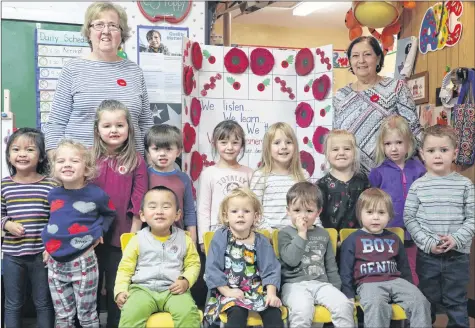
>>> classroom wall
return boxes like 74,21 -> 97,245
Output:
401,0 -> 475,306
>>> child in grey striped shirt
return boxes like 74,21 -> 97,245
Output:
404,125 -> 474,327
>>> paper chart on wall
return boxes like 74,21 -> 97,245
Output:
35,29 -> 90,128
137,26 -> 189,129
181,37 -> 334,198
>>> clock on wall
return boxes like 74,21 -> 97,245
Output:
137,1 -> 193,23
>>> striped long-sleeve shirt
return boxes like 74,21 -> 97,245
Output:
404,172 -> 475,254
1,176 -> 57,256
42,58 -> 154,155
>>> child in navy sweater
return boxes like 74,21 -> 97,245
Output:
340,188 -> 430,328
41,139 -> 116,327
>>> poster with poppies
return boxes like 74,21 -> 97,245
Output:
181,37 -> 333,195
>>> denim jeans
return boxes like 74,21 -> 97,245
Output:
3,253 -> 54,328
416,249 -> 470,328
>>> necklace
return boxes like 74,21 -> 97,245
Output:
232,229 -> 252,240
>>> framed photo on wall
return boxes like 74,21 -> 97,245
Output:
407,71 -> 429,104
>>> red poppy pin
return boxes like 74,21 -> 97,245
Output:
183,66 -> 194,96
312,126 -> 330,154
190,151 -> 203,182
183,123 -> 196,153
295,102 -> 315,128
117,79 -> 127,87
191,42 -> 203,70
370,94 -> 380,102
295,48 -> 314,76
312,74 -> 331,101
300,150 -> 315,177
224,48 -> 249,74
250,48 -> 274,76
190,97 -> 201,127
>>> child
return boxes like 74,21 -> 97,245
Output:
1,128 -> 55,327
114,186 -> 201,328
404,125 -> 475,327
41,139 -> 116,327
250,122 -> 308,230
369,115 -> 426,285
340,188 -> 431,328
279,181 -> 354,328
145,124 -> 197,243
205,188 -> 283,328
198,120 -> 253,250
317,130 -> 370,231
92,99 -> 148,327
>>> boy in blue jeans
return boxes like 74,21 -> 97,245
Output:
404,125 -> 475,327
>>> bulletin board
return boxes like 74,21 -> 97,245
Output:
181,37 -> 334,196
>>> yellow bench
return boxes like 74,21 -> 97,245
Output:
339,228 -> 408,321
203,230 -> 289,327
120,233 -> 204,327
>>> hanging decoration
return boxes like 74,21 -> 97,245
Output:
137,1 -> 192,23
345,1 -> 416,54
250,48 -> 275,76
419,1 -> 463,54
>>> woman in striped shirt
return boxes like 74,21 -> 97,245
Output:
43,2 -> 153,156
1,128 -> 55,328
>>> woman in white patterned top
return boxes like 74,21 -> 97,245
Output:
43,2 -> 153,156
333,36 -> 423,175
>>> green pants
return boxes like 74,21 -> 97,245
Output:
119,284 -> 201,328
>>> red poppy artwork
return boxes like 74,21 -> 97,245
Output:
191,42 -> 203,70
319,105 -> 331,118
257,78 -> 271,92
295,48 -> 314,76
275,77 -> 295,99
224,48 -> 249,74
295,102 -> 314,128
281,55 -> 294,68
227,76 -> 241,90
190,151 -> 203,181
183,123 -> 196,153
312,74 -> 331,101
190,97 -> 201,126
183,66 -> 194,96
312,126 -> 330,154
300,150 -> 315,177
203,49 -> 216,64
250,48 -> 274,76
304,79 -> 313,93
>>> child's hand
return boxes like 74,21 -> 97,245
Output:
430,243 -> 445,254
4,221 -> 25,237
265,294 -> 282,308
225,288 -> 245,300
439,235 -> 457,252
93,236 -> 104,248
169,278 -> 189,295
42,250 -> 49,264
295,216 -> 308,235
115,292 -> 129,309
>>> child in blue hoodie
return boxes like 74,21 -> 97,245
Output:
369,115 -> 425,284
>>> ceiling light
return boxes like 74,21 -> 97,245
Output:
292,2 -> 334,16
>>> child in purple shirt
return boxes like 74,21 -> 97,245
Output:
91,100 -> 148,327
369,115 -> 425,284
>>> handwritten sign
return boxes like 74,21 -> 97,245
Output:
137,1 -> 192,23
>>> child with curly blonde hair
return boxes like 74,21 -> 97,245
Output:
204,188 -> 283,328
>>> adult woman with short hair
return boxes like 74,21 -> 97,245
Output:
43,2 -> 153,156
333,36 -> 423,174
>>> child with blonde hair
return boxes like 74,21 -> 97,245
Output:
250,122 -> 308,230
92,99 -> 148,327
204,188 -> 283,328
42,139 -> 116,327
317,130 -> 370,231
340,188 -> 430,328
369,115 -> 425,284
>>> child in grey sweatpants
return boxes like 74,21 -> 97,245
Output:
278,182 -> 354,328
340,188 -> 431,328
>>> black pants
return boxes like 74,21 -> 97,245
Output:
96,243 -> 123,328
226,306 -> 284,328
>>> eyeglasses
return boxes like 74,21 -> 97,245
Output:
89,22 -> 122,32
